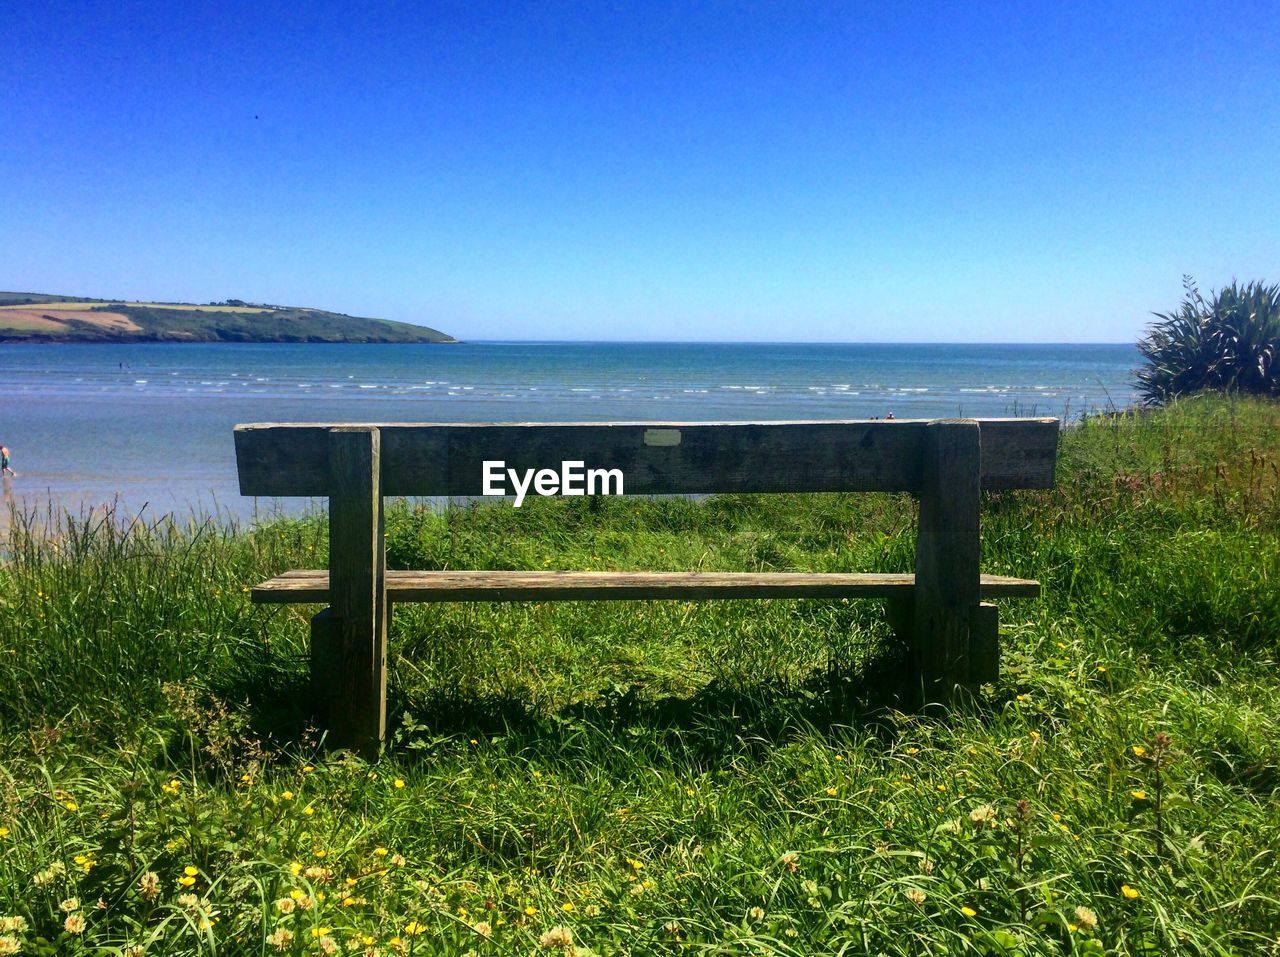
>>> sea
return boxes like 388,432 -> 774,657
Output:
0,341 -> 1138,522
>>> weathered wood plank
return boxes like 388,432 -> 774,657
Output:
252,569 -> 1040,603
234,418 -> 1058,497
912,420 -> 982,703
326,427 -> 387,758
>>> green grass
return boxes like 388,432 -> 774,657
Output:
1,396 -> 1278,955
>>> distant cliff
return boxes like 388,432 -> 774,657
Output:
0,293 -> 456,343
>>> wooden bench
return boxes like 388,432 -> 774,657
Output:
235,418 -> 1058,755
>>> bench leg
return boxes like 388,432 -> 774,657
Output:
327,427 -> 389,759
969,601 -> 1000,686
310,608 -> 341,727
912,420 -> 981,704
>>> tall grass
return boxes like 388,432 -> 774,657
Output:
0,396 -> 1277,955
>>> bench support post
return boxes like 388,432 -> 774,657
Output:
912,420 -> 981,703
969,601 -> 1000,686
326,427 -> 387,758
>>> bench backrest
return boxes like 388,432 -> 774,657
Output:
233,418 -> 1058,497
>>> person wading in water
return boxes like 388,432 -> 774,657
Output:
1,445 -> 15,477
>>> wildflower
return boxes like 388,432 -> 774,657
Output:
318,937 -> 339,956
779,851 -> 799,872
138,871 -> 161,901
825,787 -> 838,796
1131,789 -> 1147,800
561,902 -> 575,912
266,927 -> 294,951
33,862 -> 66,886
1016,694 -> 1028,702
302,806 -> 315,817
311,926 -> 332,938
961,906 -> 977,918
0,919 -> 25,935
275,897 -> 296,914
162,779 -> 181,796
905,747 -> 919,755
373,847 -> 389,857
177,875 -> 196,888
281,790 -> 294,800
390,853 -> 406,867
0,937 -> 18,956
473,921 -> 492,938
969,804 -> 996,824
123,947 -> 144,957
627,858 -> 644,872
0,828 -> 8,838
1132,746 -> 1146,757
748,906 -> 765,920
394,778 -> 406,789
904,888 -> 926,905
64,914 -> 86,935
524,905 -> 538,916
177,894 -> 200,911
918,857 -> 934,875
538,925 -> 574,950
63,801 -> 78,812
60,897 -> 80,912
1121,884 -> 1140,900
1074,906 -> 1098,931
290,862 -> 304,875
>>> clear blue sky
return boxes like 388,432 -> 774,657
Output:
3,1 -> 1276,342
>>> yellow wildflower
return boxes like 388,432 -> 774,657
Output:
1121,884 -> 1140,900
961,906 -> 977,917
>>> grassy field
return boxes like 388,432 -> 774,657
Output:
0,396 -> 1277,955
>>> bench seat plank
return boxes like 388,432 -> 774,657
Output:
252,569 -> 1040,604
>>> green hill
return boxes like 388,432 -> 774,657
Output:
0,292 -> 457,343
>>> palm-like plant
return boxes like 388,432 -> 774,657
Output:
1136,277 -> 1280,405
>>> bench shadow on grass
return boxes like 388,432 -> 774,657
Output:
213,625 -> 930,767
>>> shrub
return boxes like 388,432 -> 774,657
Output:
1136,276 -> 1280,404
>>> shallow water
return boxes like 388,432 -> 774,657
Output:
0,341 -> 1137,521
